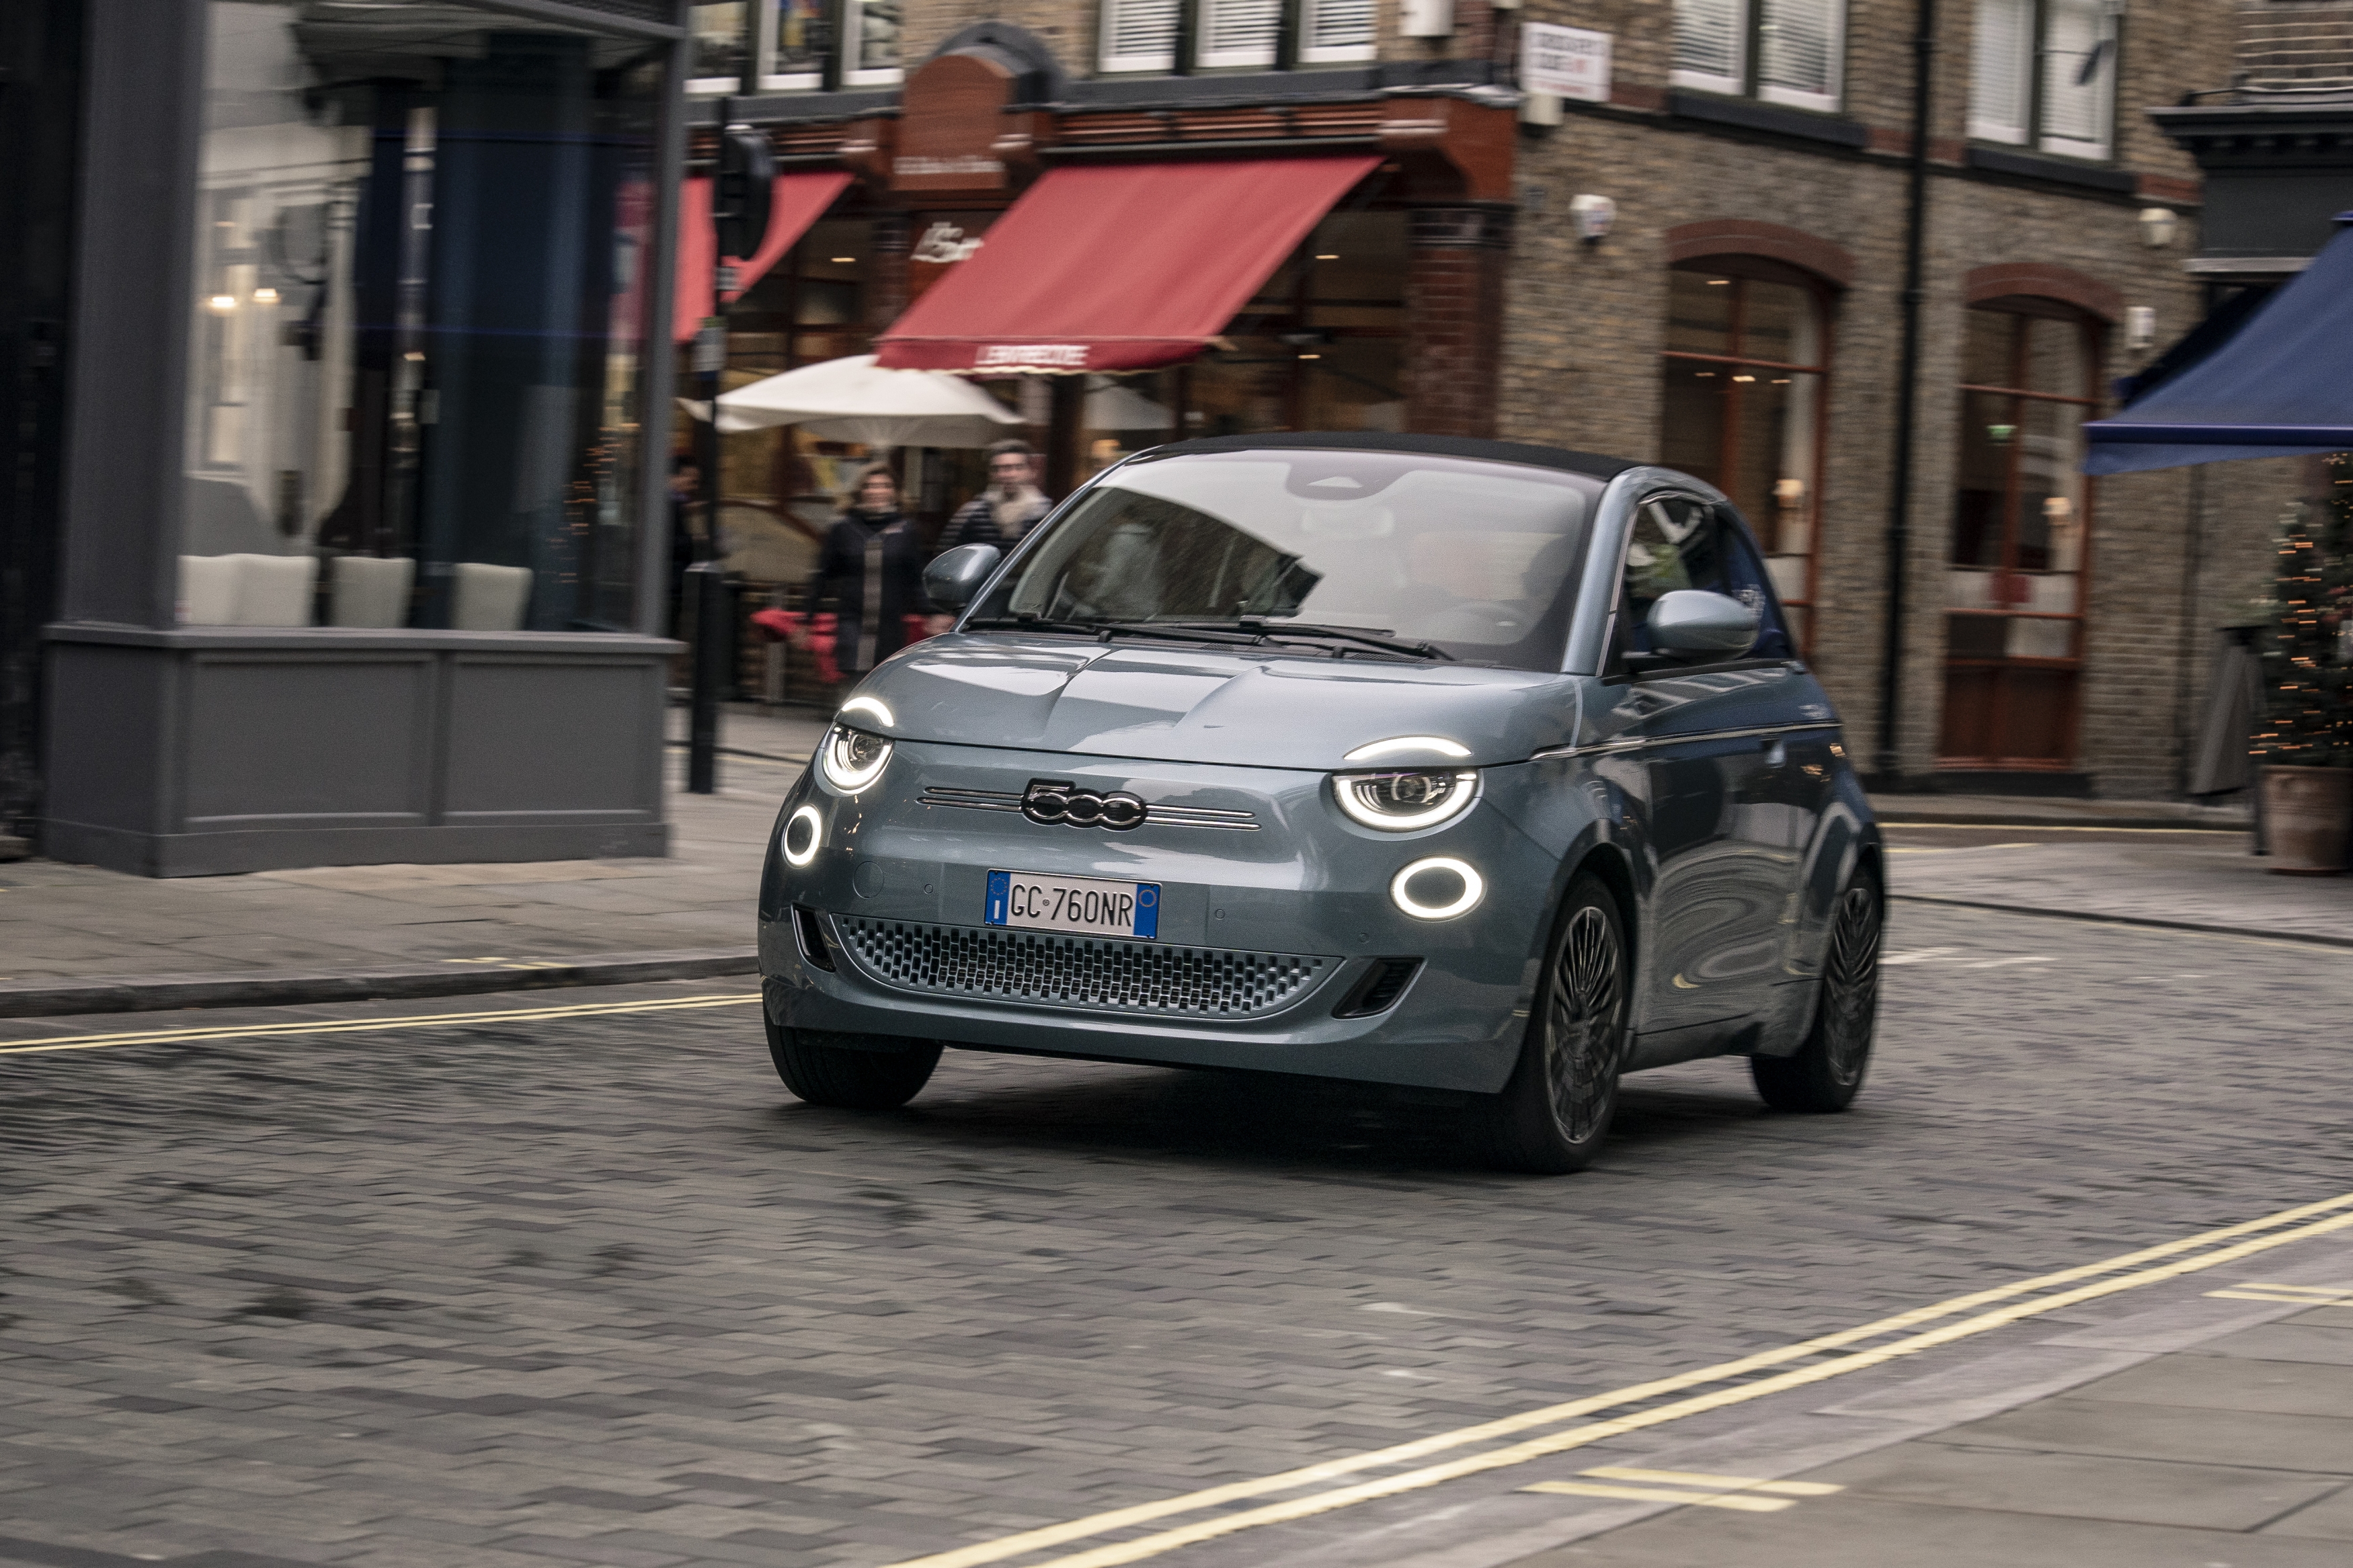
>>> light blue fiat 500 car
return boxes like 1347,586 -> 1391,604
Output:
756,434 -> 1884,1171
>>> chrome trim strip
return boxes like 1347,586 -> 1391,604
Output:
918,786 -> 1260,830
1529,722 -> 1840,763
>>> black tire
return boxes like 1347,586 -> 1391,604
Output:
1752,867 -> 1883,1113
1481,874 -> 1632,1174
766,1020 -> 941,1110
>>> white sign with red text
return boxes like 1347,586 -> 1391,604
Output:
1521,24 -> 1612,104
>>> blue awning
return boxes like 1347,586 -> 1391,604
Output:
2083,213 -> 2353,475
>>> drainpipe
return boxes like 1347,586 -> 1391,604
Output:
1877,0 -> 1937,784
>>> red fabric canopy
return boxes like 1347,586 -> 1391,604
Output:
672,171 -> 852,342
874,157 -> 1381,374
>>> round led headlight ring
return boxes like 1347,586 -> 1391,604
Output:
781,804 -> 822,868
820,725 -> 893,792
1333,769 -> 1479,831
1390,857 -> 1486,921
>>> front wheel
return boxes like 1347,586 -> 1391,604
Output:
766,1021 -> 941,1110
1752,868 -> 1883,1113
1480,875 -> 1630,1173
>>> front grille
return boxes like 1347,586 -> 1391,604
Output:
832,917 -> 1330,1017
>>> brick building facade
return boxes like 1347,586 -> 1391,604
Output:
685,0 -> 2298,797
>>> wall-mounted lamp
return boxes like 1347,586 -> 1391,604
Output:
2126,305 -> 2157,350
2138,207 -> 2178,249
1520,91 -> 1563,128
1568,194 -> 1616,244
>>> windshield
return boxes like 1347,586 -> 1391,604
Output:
967,450 -> 1601,671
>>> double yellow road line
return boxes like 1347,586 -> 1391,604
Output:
881,1190 -> 2353,1568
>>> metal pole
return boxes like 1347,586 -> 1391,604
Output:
687,96 -> 731,796
1877,0 -> 1937,784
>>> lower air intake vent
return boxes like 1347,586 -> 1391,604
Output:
1333,957 -> 1423,1018
832,917 -> 1330,1017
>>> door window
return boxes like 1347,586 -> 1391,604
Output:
1617,497 -> 1795,662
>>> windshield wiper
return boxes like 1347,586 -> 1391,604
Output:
961,613 -> 1117,638
1158,619 -> 1456,661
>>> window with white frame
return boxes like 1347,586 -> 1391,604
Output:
1969,0 -> 2118,159
1671,0 -> 1845,113
688,0 -> 904,93
1099,0 -> 1376,75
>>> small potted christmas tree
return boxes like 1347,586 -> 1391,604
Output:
2251,462 -> 2353,872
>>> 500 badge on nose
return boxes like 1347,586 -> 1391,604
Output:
986,870 -> 1162,940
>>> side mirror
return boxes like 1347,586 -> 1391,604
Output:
922,543 -> 1002,612
1647,589 -> 1759,659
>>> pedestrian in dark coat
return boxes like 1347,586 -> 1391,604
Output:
938,440 -> 1052,554
806,464 -> 928,678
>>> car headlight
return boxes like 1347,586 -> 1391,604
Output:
1332,769 -> 1478,831
820,725 -> 893,792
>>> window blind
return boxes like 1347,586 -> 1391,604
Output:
2040,0 -> 2115,157
1968,0 -> 2034,143
1673,0 -> 1749,91
1758,0 -> 1843,108
1302,0 -> 1378,60
1101,0 -> 1181,71
1199,0 -> 1283,66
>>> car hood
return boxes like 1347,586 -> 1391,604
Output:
849,634 -> 1580,769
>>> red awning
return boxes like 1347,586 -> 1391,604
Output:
874,157 -> 1382,374
672,171 -> 853,342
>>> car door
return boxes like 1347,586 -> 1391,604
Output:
1611,495 -> 1817,1057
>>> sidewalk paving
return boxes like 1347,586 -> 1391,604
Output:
1512,1297 -> 2353,1567
1,699 -> 2342,1016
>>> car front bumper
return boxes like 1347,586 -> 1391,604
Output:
756,741 -> 1565,1094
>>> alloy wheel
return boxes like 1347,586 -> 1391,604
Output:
1819,883 -> 1882,1085
1545,905 -> 1625,1143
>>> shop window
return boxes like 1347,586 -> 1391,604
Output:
1940,301 -> 2101,768
1099,0 -> 1375,75
1969,0 -> 2116,160
1671,0 -> 1845,113
690,0 -> 903,93
1655,264 -> 1830,651
180,1 -> 663,632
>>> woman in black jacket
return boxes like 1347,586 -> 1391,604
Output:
807,464 -> 928,679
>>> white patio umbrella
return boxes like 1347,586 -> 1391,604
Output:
1084,376 -> 1174,432
691,354 -> 1023,448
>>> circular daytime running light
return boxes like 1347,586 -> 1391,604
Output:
781,803 -> 823,867
1343,735 -> 1471,763
1390,858 -> 1485,921
1332,769 -> 1479,831
820,726 -> 893,792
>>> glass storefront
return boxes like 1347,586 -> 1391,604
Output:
182,0 -> 664,632
1940,302 -> 2099,767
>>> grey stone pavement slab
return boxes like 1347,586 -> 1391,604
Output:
0,899 -> 2350,1568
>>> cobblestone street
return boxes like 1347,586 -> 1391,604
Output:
4,899 -> 2350,1567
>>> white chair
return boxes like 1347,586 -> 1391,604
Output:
176,553 -> 316,626
451,563 -> 532,631
330,555 -> 415,628
235,554 -> 317,626
178,554 -> 240,625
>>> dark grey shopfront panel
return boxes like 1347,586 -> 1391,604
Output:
182,654 -> 434,828
44,628 -> 674,877
443,656 -> 666,823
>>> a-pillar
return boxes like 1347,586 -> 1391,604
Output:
1404,205 -> 1511,439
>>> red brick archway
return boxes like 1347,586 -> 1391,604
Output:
1962,262 -> 2122,323
1664,219 -> 1856,288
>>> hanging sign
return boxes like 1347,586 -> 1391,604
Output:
1521,24 -> 1612,104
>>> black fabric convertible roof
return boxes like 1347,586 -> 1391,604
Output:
1136,431 -> 1644,482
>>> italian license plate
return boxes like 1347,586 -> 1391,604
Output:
986,870 -> 1160,940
